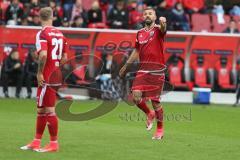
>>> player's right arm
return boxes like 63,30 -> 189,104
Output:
119,49 -> 139,78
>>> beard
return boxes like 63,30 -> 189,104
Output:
144,18 -> 153,26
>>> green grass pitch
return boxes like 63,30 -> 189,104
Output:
0,98 -> 240,160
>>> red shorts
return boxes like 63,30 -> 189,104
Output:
36,84 -> 57,108
132,72 -> 165,102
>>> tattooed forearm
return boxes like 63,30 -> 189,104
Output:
38,51 -> 47,74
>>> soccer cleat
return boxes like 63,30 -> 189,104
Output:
36,141 -> 59,152
20,139 -> 41,151
152,128 -> 164,140
146,110 -> 155,131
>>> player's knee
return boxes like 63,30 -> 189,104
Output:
132,90 -> 142,103
151,101 -> 161,110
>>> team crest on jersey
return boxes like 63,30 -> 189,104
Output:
138,30 -> 155,44
150,31 -> 155,37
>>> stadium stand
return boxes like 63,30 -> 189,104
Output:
191,14 -> 211,32
0,0 -> 239,32
212,14 -> 231,33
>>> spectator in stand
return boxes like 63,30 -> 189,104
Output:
143,0 -> 162,7
28,14 -> 40,26
129,2 -> 143,29
38,0 -> 48,7
212,4 -> 225,15
229,5 -> 240,16
63,0 -> 75,20
1,50 -> 23,98
165,0 -> 180,8
0,0 -> 10,24
170,2 -> 190,31
20,14 -> 29,25
5,0 -> 24,25
20,0 -> 30,5
99,0 -> 109,14
24,48 -> 38,98
88,1 -> 102,24
0,7 -> 4,25
26,0 -> 40,25
108,0 -> 128,29
62,17 -> 70,27
28,0 -> 40,15
223,20 -> 239,34
49,0 -> 63,26
156,0 -> 171,28
182,0 -> 205,14
71,15 -> 86,28
144,0 -> 179,8
71,0 -> 87,25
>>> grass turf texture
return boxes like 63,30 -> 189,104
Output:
0,98 -> 240,160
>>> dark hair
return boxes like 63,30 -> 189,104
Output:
74,16 -> 82,21
143,6 -> 156,13
230,19 -> 236,23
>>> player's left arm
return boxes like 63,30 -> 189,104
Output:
37,50 -> 47,86
60,38 -> 68,65
156,16 -> 167,33
60,53 -> 67,65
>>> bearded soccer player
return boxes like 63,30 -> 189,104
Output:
119,7 -> 167,140
20,7 -> 67,152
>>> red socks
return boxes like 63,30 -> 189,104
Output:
35,112 -> 58,142
136,99 -> 150,115
35,113 -> 47,139
155,107 -> 163,129
46,113 -> 58,141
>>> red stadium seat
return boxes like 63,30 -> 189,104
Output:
232,15 -> 240,22
212,14 -> 230,33
168,62 -> 189,89
191,57 -> 212,88
232,16 -> 240,31
73,65 -> 90,85
88,22 -> 108,29
193,66 -> 212,88
191,14 -> 211,32
101,10 -> 107,24
215,58 -> 235,90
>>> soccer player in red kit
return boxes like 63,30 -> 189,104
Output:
20,7 -> 67,152
119,7 -> 167,140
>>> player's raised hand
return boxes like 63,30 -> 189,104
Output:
158,16 -> 167,33
37,73 -> 45,87
159,17 -> 167,24
119,64 -> 127,78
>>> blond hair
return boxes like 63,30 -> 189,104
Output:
39,7 -> 53,21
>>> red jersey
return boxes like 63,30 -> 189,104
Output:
36,26 -> 67,85
135,26 -> 166,71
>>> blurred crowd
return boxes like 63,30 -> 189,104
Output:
0,0 -> 239,32
0,48 -> 118,98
